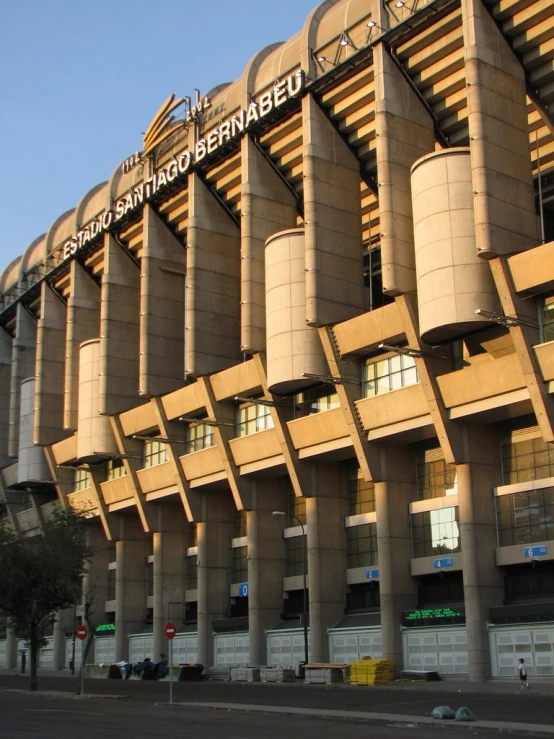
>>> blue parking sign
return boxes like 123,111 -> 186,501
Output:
238,582 -> 249,597
434,557 -> 453,569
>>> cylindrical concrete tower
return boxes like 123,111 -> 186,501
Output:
411,148 -> 500,344
265,228 -> 328,395
77,338 -> 117,462
17,377 -> 49,484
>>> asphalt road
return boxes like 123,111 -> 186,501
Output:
0,672 -> 551,727
0,689 -> 536,739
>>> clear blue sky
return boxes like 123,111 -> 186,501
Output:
0,0 -> 319,275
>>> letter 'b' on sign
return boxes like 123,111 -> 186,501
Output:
165,622 -> 176,639
76,625 -> 87,640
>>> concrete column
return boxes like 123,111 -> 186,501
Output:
114,514 -> 151,662
64,261 -> 100,431
462,0 -> 539,256
306,464 -> 348,663
373,43 -> 435,296
240,136 -> 297,354
99,233 -> 140,415
302,94 -> 365,327
83,521 -> 114,611
186,173 -> 241,377
34,283 -> 67,446
140,204 -> 186,397
9,304 -> 36,457
52,610 -> 73,670
6,626 -> 18,669
0,328 -> 11,468
80,523 -> 114,665
376,445 -> 418,673
152,503 -> 188,661
196,492 -> 234,667
458,426 -> 504,681
247,480 -> 287,665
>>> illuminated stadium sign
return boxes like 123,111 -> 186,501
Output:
60,72 -> 305,264
95,623 -> 116,633
402,607 -> 465,627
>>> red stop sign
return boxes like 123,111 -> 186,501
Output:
165,622 -> 176,639
76,625 -> 87,641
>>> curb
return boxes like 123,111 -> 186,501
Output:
159,700 -> 554,736
0,688 -> 129,700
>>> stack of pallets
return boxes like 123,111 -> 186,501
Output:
349,658 -> 394,686
230,666 -> 261,682
259,666 -> 296,682
304,663 -> 349,684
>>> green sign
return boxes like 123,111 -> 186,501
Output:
403,607 -> 465,626
95,623 -> 116,633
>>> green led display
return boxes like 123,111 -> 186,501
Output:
403,607 -> 465,625
95,623 -> 116,633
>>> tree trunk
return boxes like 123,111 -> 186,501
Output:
30,626 -> 38,692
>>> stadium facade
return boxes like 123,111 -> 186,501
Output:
1,0 -> 554,681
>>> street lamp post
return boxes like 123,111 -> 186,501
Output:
272,510 -> 309,669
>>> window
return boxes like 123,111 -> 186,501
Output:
146,559 -> 153,597
107,568 -> 116,600
541,296 -> 554,344
74,469 -> 91,491
285,535 -> 306,577
282,589 -> 309,617
107,458 -> 126,481
497,487 -> 554,547
237,403 -> 274,437
346,582 -> 380,610
502,437 -> 554,484
346,523 -> 378,569
412,507 -> 460,558
184,601 -> 198,623
287,487 -> 306,526
186,422 -> 215,453
416,453 -> 457,500
185,554 -> 198,590
418,572 -> 464,606
348,464 -> 376,515
504,563 -> 554,603
363,245 -> 394,312
234,510 -> 247,539
295,385 -> 339,416
143,439 -> 168,468
363,354 -> 418,397
232,546 -> 248,583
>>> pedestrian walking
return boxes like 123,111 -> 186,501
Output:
518,658 -> 530,689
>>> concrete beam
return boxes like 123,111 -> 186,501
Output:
489,256 -> 554,441
318,325 -> 385,481
198,375 -> 253,511
252,352 -> 312,499
395,294 -> 466,464
109,415 -> 157,533
150,396 -> 203,522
